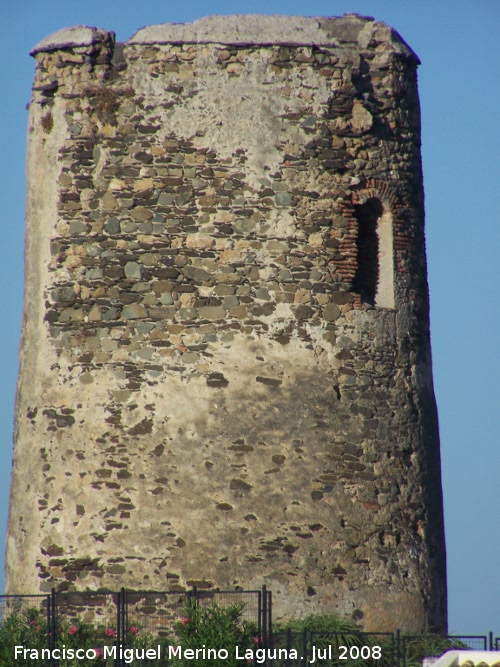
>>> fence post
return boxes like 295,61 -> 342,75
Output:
262,585 -> 268,649
123,587 -> 127,643
117,587 -> 126,667
50,588 -> 57,667
45,592 -> 51,664
257,588 -> 262,646
489,631 -> 493,651
267,588 -> 272,644
396,629 -> 401,667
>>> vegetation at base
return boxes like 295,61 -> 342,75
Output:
0,606 -> 171,666
273,616 -> 471,667
273,614 -> 393,667
0,601 -> 255,666
0,603 -> 475,666
403,635 -> 469,667
174,597 -> 257,665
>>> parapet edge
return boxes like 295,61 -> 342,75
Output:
129,14 -> 340,46
30,25 -> 115,56
30,14 -> 419,63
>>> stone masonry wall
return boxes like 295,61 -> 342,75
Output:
6,15 -> 447,632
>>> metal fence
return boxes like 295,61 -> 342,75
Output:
0,593 -> 51,626
263,630 -> 498,667
398,632 -> 490,667
267,630 -> 396,666
0,589 -> 497,667
0,593 -> 53,659
0,587 -> 270,666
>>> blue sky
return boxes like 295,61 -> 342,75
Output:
1,0 -> 498,635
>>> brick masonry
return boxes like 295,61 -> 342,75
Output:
6,15 -> 447,632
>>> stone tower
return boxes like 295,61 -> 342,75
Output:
6,15 -> 447,631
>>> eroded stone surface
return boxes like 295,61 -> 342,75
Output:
7,14 -> 445,632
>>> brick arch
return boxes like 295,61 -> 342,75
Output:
351,179 -> 401,210
337,180 -> 404,308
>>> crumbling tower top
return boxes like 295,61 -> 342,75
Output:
31,14 -> 419,59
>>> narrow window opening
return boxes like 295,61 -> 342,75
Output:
353,198 -> 382,305
352,197 -> 395,309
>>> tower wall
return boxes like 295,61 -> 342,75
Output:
6,15 -> 446,632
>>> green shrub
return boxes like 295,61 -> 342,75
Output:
0,604 -> 471,667
0,601 -> 255,666
0,607 -> 172,666
173,597 -> 257,666
0,608 -> 48,667
273,614 -> 394,667
404,636 -> 469,667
